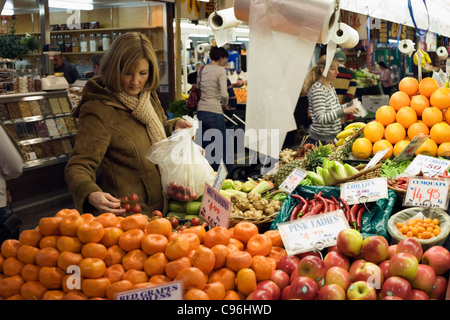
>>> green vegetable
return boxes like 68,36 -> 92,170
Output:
381,159 -> 412,178
219,189 -> 234,199
344,163 -> 360,177
168,200 -> 186,213
317,166 -> 337,185
306,171 -> 324,186
166,212 -> 186,219
233,180 -> 243,191
249,180 -> 274,194
224,188 -> 248,198
242,178 -> 257,192
329,161 -> 347,180
221,179 -> 234,190
186,201 -> 202,215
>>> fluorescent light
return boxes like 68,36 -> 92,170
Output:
236,37 -> 249,41
49,0 -> 94,10
1,0 -> 14,16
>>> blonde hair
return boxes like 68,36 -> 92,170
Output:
301,55 -> 339,95
100,32 -> 159,92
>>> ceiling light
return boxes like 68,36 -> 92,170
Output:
1,0 -> 14,16
49,0 -> 94,10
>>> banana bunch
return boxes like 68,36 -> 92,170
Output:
413,49 -> 431,68
335,122 -> 366,146
445,81 -> 449,88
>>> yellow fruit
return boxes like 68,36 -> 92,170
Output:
398,77 -> 419,96
384,122 -> 406,145
394,140 -> 411,157
395,106 -> 417,129
415,138 -> 438,157
430,122 -> 450,145
375,105 -> 396,126
363,121 -> 385,143
437,142 -> 450,157
372,139 -> 393,160
422,106 -> 443,128
352,137 -> 372,159
389,91 -> 411,111
430,88 -> 450,111
419,77 -> 439,98
410,95 -> 430,116
407,122 -> 429,140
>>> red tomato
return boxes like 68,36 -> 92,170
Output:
129,193 -> 139,202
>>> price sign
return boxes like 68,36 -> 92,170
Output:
212,160 -> 228,191
340,177 -> 388,205
279,168 -> 308,194
365,148 -> 389,170
278,210 -> 350,255
392,135 -> 429,162
403,154 -> 450,177
200,183 -> 232,228
403,177 -> 449,209
115,280 -> 183,300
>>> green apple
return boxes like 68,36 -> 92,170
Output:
337,229 -> 363,257
347,281 -> 377,300
389,252 -> 418,282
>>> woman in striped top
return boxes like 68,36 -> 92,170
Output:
302,55 -> 359,145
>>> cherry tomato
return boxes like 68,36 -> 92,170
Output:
182,195 -> 191,202
123,203 -> 132,212
121,195 -> 129,203
166,188 -> 175,197
200,222 -> 209,228
169,181 -> 179,189
190,191 -> 199,200
132,204 -> 142,213
129,193 -> 139,202
177,225 -> 187,232
169,217 -> 179,229
190,217 -> 201,226
151,210 -> 162,219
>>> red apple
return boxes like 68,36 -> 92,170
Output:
348,259 -> 365,282
297,255 -> 326,281
337,229 -> 363,257
277,255 -> 301,275
318,284 -> 346,300
411,264 -> 436,293
281,285 -> 291,300
389,252 -> 418,282
290,269 -> 299,284
396,238 -> 423,262
381,276 -> 412,300
327,245 -> 339,253
388,245 -> 397,259
352,261 -> 384,290
296,250 -> 322,260
323,251 -> 350,271
428,275 -> 447,300
289,276 -> 319,300
256,280 -> 280,300
379,260 -> 391,280
421,246 -> 450,275
410,289 -> 429,300
346,281 -> 377,300
246,289 -> 272,300
324,266 -> 350,291
361,236 -> 390,264
271,270 -> 290,291
382,295 -> 403,300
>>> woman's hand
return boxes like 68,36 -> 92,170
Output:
174,119 -> 193,130
344,105 -> 360,115
88,191 -> 126,216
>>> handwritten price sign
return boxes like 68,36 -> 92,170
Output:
404,177 -> 449,209
403,154 -> 450,177
199,183 -> 232,228
279,168 -> 307,194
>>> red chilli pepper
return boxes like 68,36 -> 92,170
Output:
314,193 -> 328,213
349,204 -> 359,229
302,203 -> 324,218
339,197 -> 350,222
289,203 -> 302,221
356,207 -> 365,231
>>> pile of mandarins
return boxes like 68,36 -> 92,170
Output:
0,209 -> 286,300
352,77 -> 450,159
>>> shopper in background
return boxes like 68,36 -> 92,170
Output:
90,53 -> 103,76
0,122 -> 24,242
302,55 -> 359,145
195,46 -> 230,171
53,53 -> 80,84
371,61 -> 393,95
65,32 -> 192,216
187,61 -> 205,85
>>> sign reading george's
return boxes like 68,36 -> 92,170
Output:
114,281 -> 183,300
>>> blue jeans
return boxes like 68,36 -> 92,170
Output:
196,111 -> 227,171
0,207 -> 7,224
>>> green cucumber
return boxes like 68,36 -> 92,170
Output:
166,212 -> 186,219
168,200 -> 186,213
186,201 -> 202,215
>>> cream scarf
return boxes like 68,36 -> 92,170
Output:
114,87 -> 167,145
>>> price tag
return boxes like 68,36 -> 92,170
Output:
278,210 -> 350,255
279,168 -> 307,194
115,280 -> 183,300
392,135 -> 429,162
212,160 -> 228,191
200,183 -> 232,228
403,154 -> 450,177
340,177 -> 388,205
403,177 -> 449,209
365,148 -> 389,170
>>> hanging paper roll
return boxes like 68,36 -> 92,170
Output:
197,43 -> 211,54
208,7 -> 242,47
398,39 -> 415,57
436,46 -> 449,60
330,23 -> 360,49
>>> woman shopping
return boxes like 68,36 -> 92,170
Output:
65,32 -> 191,216
195,46 -> 230,171
302,55 -> 359,145
371,61 -> 393,96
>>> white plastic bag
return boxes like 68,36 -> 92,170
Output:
146,116 -> 215,202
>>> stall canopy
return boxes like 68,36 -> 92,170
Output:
340,0 -> 450,38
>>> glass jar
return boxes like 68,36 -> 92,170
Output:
72,36 -> 80,52
80,34 -> 88,52
102,34 -> 111,51
64,35 -> 72,52
57,35 -> 65,52
89,33 -> 97,52
96,33 -> 102,51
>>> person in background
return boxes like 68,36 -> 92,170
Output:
332,51 -> 358,123
90,53 -> 103,76
187,61 -> 205,85
53,53 -> 80,84
302,55 -> 359,145
65,32 -> 192,216
195,46 -> 230,171
371,61 -> 393,95
0,122 -> 24,242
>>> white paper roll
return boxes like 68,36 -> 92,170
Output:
436,46 -> 449,60
209,8 -> 241,31
398,39 -> 415,57
197,43 -> 211,54
330,23 -> 359,48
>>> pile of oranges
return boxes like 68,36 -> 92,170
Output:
396,217 -> 441,240
233,88 -> 247,104
0,209 -> 286,300
352,77 -> 450,159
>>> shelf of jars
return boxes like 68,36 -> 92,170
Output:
0,90 -> 77,169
